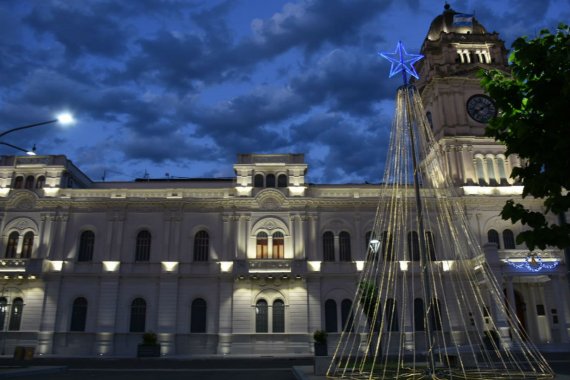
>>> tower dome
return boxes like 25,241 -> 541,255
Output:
426,3 -> 487,41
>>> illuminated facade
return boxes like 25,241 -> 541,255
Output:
0,6 -> 567,357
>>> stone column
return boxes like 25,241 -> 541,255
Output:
222,213 -> 231,260
460,145 -> 475,185
162,212 -> 172,260
301,214 -> 309,260
527,284 -> 539,342
38,213 -> 52,259
554,274 -> 570,342
170,211 -> 182,261
309,215 -> 318,261
94,276 -> 120,356
333,235 -> 339,262
52,212 -> 69,260
446,145 -> 458,184
505,276 -> 517,323
37,277 -> 62,355
105,212 -> 115,261
157,276 -> 178,355
293,215 -> 305,260
217,279 -> 234,354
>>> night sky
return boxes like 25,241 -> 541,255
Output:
1,0 -> 568,183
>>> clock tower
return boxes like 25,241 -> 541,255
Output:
415,4 -> 518,187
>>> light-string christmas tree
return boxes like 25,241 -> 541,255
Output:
326,41 -> 554,380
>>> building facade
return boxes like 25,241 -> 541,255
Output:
0,6 -> 567,357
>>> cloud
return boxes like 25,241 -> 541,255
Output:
119,0 -> 393,91
290,113 -> 391,183
185,86 -> 302,153
250,0 -> 392,53
24,3 -> 129,60
291,49 -> 395,115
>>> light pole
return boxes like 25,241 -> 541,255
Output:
0,113 -> 75,140
0,142 -> 36,156
0,113 -> 74,157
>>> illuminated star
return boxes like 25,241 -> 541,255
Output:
379,41 -> 424,84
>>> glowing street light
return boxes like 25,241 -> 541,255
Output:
0,112 -> 75,140
0,142 -> 36,156
0,113 -> 75,156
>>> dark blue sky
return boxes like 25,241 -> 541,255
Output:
0,0 -> 567,183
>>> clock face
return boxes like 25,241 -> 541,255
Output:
466,95 -> 497,123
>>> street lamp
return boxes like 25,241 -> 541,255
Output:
0,113 -> 75,140
0,142 -> 36,156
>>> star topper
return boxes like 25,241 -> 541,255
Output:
379,41 -> 424,85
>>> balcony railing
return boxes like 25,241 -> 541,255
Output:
248,259 -> 292,273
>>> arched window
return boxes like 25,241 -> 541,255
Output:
35,176 -> 46,189
78,231 -> 94,262
408,231 -> 420,261
425,231 -> 436,261
323,232 -> 335,261
339,231 -> 351,261
190,298 -> 207,333
272,232 -> 284,259
70,297 -> 88,332
8,298 -> 23,331
414,298 -> 425,331
135,230 -> 151,261
273,300 -> 285,333
255,300 -> 268,333
129,298 -> 146,332
254,174 -> 264,187
256,232 -> 268,259
382,231 -> 394,261
5,232 -> 19,258
0,297 -> 7,331
21,232 -> 34,259
487,229 -> 500,249
430,298 -> 442,331
277,174 -> 287,188
341,299 -> 353,331
503,229 -> 515,249
266,174 -> 275,188
324,299 -> 337,332
13,176 -> 23,189
24,175 -> 34,190
475,157 -> 486,185
386,298 -> 398,331
193,230 -> 209,262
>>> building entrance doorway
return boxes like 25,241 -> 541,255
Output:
505,288 -> 528,339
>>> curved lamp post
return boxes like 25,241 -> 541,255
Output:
0,113 -> 74,155
0,142 -> 35,156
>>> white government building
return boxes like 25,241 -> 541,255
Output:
0,6 -> 567,357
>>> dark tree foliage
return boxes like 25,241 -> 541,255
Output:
479,24 -> 570,250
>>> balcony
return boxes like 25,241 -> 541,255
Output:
248,259 -> 292,273
0,259 -> 27,273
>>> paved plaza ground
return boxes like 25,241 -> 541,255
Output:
0,354 -> 567,379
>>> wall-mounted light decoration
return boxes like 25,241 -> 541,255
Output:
161,261 -> 179,272
506,254 -> 560,272
102,261 -> 120,272
368,239 -> 381,253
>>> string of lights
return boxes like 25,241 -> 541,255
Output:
326,42 -> 554,380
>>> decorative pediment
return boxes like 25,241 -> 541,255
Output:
6,191 -> 38,210
250,216 -> 290,236
4,216 -> 39,234
255,188 -> 288,210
